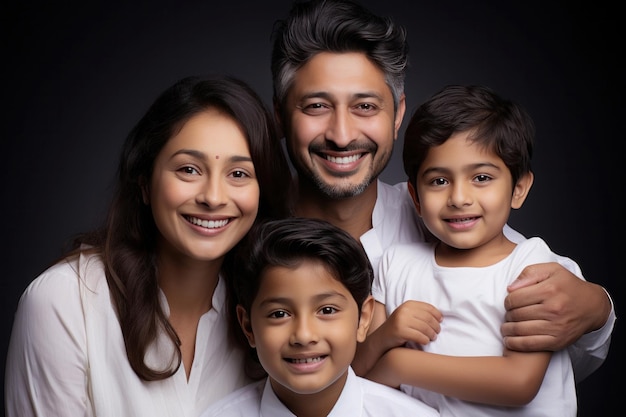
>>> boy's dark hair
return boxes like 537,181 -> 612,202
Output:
233,217 -> 373,315
403,84 -> 535,189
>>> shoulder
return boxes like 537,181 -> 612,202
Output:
359,377 -> 439,416
374,181 -> 428,242
383,241 -> 434,265
19,253 -> 103,305
513,237 -> 558,260
199,380 -> 264,417
14,252 -> 108,325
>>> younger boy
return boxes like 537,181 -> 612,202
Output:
355,85 -> 578,416
200,217 -> 439,417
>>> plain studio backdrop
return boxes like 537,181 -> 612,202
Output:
2,1 -> 622,415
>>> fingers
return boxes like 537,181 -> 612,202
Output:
506,262 -> 557,291
384,300 -> 442,346
503,334 -> 560,352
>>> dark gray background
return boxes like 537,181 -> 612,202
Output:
3,1 -> 622,415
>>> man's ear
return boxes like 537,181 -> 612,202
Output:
393,94 -> 407,141
273,98 -> 285,140
356,295 -> 375,343
407,180 -> 422,217
511,171 -> 534,209
236,305 -> 256,348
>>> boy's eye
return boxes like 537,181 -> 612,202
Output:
269,310 -> 288,319
320,306 -> 337,315
474,174 -> 492,182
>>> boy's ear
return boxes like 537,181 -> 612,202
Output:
236,305 -> 256,348
511,171 -> 534,209
407,181 -> 422,217
356,295 -> 375,343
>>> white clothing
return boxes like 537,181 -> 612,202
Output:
365,180 -> 615,382
199,367 -> 440,417
5,252 -> 251,417
373,237 -> 577,416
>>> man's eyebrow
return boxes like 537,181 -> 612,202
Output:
298,91 -> 384,101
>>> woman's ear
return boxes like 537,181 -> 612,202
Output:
407,180 -> 422,217
356,295 -> 375,343
236,305 -> 255,347
511,171 -> 534,209
139,177 -> 150,205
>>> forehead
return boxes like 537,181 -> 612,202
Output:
289,51 -> 392,100
256,260 -> 346,295
161,109 -> 250,156
420,131 -> 504,168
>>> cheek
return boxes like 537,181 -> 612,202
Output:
237,184 -> 261,218
150,176 -> 182,213
291,116 -> 320,148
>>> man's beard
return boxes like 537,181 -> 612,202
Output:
304,150 -> 391,199
311,172 -> 373,199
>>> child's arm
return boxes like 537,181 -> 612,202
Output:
366,346 -> 551,406
353,300 -> 442,376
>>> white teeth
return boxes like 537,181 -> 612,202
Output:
326,154 -> 360,164
187,216 -> 228,229
291,357 -> 322,364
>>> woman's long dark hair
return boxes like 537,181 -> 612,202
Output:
70,75 -> 292,380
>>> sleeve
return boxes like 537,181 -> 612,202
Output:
506,231 -> 616,382
550,249 -> 615,381
5,262 -> 93,417
371,248 -> 390,304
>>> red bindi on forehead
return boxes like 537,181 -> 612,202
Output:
216,155 -> 219,159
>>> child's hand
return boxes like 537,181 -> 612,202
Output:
380,300 -> 442,349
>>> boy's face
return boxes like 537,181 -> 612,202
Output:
411,131 -> 532,252
280,51 -> 405,199
237,259 -> 373,406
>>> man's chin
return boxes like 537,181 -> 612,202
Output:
316,179 -> 371,199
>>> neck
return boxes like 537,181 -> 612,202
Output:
156,248 -> 222,314
270,371 -> 348,417
293,179 -> 378,241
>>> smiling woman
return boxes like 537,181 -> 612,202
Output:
4,75 -> 293,417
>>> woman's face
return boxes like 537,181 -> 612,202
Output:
147,108 -> 260,264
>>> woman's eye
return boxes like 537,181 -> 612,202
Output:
180,166 -> 200,175
231,170 -> 249,178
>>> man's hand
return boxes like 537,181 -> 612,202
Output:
502,262 -> 610,352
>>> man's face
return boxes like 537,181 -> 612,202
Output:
281,52 -> 405,198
